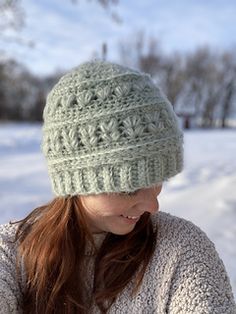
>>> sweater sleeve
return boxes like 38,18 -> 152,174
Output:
0,223 -> 23,314
166,220 -> 236,314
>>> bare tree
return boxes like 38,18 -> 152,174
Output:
0,0 -> 121,58
119,36 -> 236,129
119,30 -> 146,69
0,63 -> 7,119
183,47 -> 223,127
219,52 -> 236,128
0,0 -> 25,48
0,0 -> 24,33
0,0 -> 120,37
119,31 -> 167,85
71,0 -> 121,23
119,31 -> 185,107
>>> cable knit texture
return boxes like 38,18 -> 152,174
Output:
0,211 -> 235,313
41,60 -> 184,196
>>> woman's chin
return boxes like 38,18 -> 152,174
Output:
108,224 -> 136,235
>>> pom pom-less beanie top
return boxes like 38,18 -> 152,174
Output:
41,60 -> 184,196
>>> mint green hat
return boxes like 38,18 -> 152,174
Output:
41,60 -> 184,196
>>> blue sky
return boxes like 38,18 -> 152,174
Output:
1,0 -> 236,76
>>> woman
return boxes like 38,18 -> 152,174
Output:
0,60 -> 235,313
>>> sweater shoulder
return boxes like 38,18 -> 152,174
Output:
0,222 -> 20,261
149,212 -> 236,313
0,223 -> 24,313
151,211 -> 217,256
151,210 -> 209,238
0,222 -> 19,243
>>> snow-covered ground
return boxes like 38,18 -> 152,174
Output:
0,123 -> 235,298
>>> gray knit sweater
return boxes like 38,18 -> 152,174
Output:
0,211 -> 235,314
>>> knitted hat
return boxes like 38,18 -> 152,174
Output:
41,60 -> 184,196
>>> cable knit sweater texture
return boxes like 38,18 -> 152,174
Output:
0,211 -> 235,314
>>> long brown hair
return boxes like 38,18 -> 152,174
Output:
12,195 -> 156,313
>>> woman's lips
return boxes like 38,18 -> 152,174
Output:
119,214 -> 141,224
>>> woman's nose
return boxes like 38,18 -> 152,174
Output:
141,187 -> 161,214
145,199 -> 159,214
134,198 -> 159,215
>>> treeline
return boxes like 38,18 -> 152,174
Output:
0,60 -> 62,122
0,45 -> 236,128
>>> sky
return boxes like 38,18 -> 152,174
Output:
1,0 -> 236,76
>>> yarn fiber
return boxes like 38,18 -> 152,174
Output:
1,212 -> 236,312
41,60 -> 184,196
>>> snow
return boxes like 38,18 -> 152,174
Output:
0,123 -> 235,298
